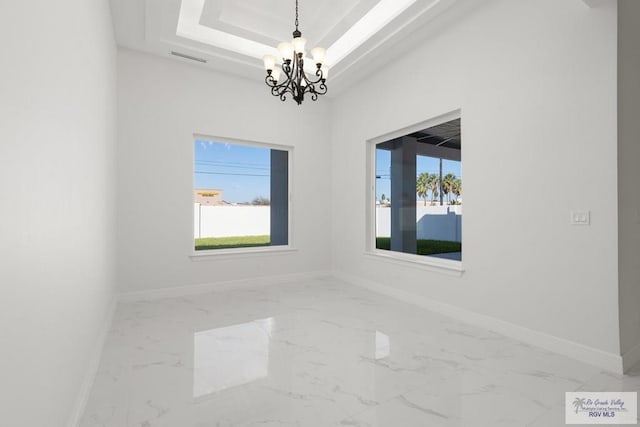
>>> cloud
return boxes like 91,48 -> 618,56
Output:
200,141 -> 207,150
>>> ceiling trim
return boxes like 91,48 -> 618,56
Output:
328,0 -> 457,84
177,0 -> 277,59
324,0 -> 418,66
176,0 -> 426,70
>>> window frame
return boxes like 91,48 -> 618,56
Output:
190,134 -> 296,260
365,110 -> 464,274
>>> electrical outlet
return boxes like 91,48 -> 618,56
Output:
571,211 -> 590,226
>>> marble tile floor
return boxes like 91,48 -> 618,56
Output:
80,277 -> 640,427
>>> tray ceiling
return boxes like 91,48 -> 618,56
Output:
110,0 -> 464,95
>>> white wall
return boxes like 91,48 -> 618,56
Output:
618,0 -> 640,365
117,50 -> 332,293
195,205 -> 270,238
330,0 -> 620,356
376,206 -> 462,242
0,0 -> 117,425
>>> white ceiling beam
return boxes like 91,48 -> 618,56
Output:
582,0 -> 614,8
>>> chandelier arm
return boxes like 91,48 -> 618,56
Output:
303,82 -> 325,99
309,67 -> 328,95
304,74 -> 324,86
282,59 -> 293,76
267,78 -> 290,92
301,68 -> 312,85
268,57 -> 300,100
298,65 -> 316,94
306,67 -> 325,85
269,71 -> 293,89
270,85 -> 283,97
271,80 -> 293,97
270,72 -> 295,96
280,84 -> 298,102
277,85 -> 295,96
304,78 -> 327,96
265,75 -> 278,87
311,81 -> 327,96
266,60 -> 296,92
271,85 -> 291,102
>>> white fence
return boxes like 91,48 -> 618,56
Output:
194,204 -> 270,238
194,203 -> 462,242
376,205 -> 462,242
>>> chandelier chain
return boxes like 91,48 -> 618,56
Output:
295,0 -> 299,31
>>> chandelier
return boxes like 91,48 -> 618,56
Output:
262,0 -> 328,105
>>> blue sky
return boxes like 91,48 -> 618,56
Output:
194,140 -> 271,203
194,141 -> 460,204
376,149 -> 461,201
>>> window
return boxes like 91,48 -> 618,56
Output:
193,138 -> 290,252
372,117 -> 462,262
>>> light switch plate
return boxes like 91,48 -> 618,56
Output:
571,211 -> 590,225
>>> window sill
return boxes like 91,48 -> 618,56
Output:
190,246 -> 298,261
364,249 -> 464,276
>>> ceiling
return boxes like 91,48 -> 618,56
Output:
110,0 -> 469,95
377,118 -> 461,162
409,118 -> 461,151
198,0 -> 380,52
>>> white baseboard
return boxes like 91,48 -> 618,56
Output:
118,270 -> 333,302
622,341 -> 640,373
333,270 -> 624,375
67,297 -> 117,427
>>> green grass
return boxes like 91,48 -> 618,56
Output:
195,235 -> 271,251
376,237 -> 461,256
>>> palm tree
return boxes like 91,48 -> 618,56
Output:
427,173 -> 439,205
442,173 -> 457,205
416,173 -> 429,206
452,178 -> 462,203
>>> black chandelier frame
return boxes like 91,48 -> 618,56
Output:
263,0 -> 327,105
265,49 -> 327,105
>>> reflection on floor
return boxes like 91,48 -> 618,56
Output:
193,318 -> 273,397
80,277 -> 640,427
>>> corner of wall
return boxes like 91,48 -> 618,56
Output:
617,0 -> 640,368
